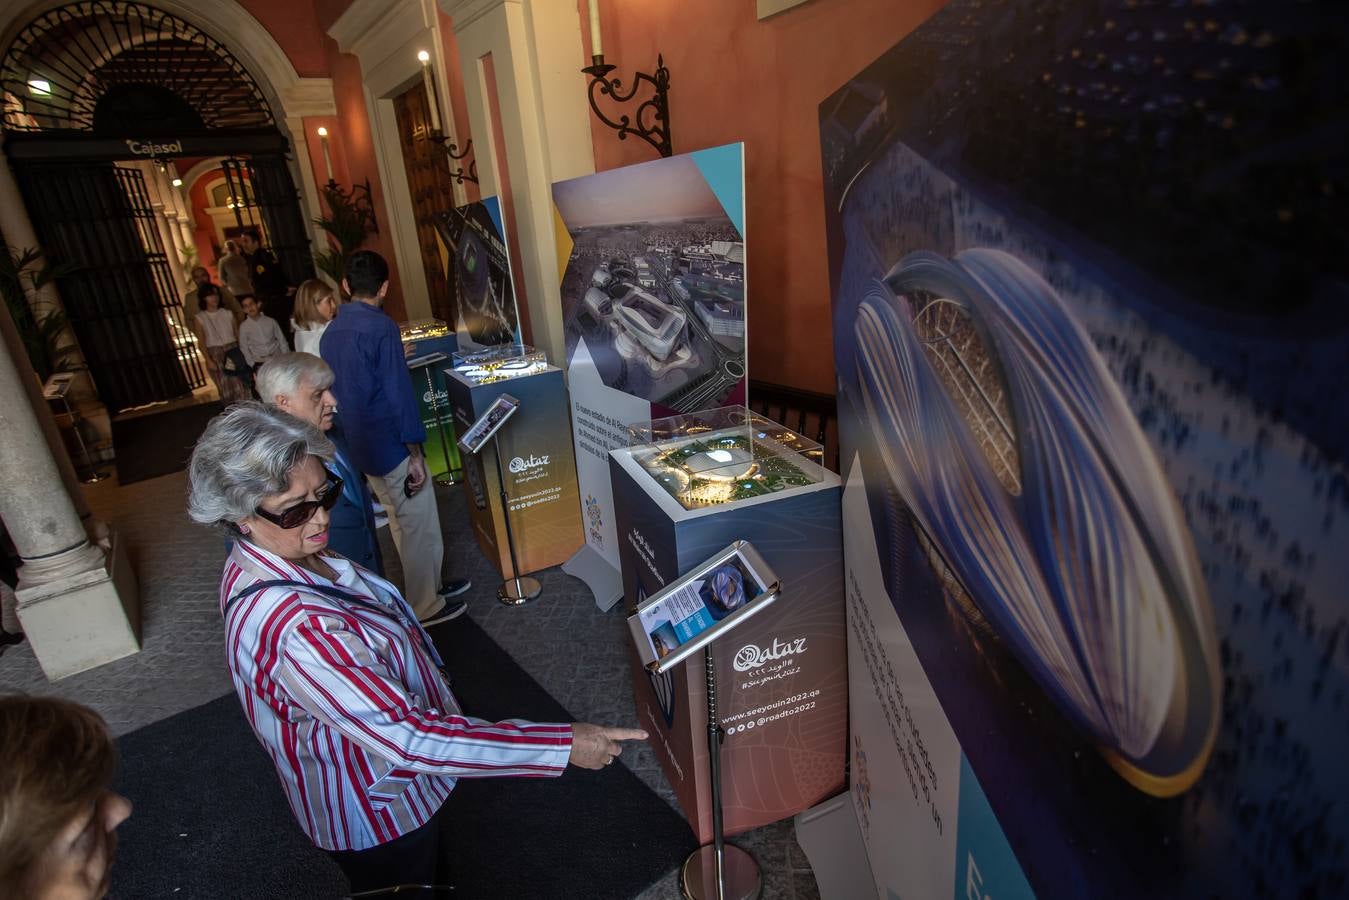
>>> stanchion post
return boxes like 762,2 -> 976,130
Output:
490,431 -> 541,605
679,647 -> 761,900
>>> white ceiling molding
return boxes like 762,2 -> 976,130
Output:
437,0 -> 518,32
329,0 -> 436,67
281,78 -> 337,118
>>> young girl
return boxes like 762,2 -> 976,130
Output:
193,283 -> 250,404
290,278 -> 338,356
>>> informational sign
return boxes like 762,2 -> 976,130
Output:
629,541 -> 779,670
820,2 -> 1349,897
433,197 -> 521,352
456,393 -> 519,456
552,145 -> 748,574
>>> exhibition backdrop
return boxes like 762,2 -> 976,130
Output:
822,1 -> 1348,898
552,145 -> 749,571
433,197 -> 522,352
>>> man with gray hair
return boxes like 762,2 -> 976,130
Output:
256,352 -> 382,574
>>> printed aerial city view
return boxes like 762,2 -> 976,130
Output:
554,154 -> 747,413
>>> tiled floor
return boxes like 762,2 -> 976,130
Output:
0,469 -> 821,900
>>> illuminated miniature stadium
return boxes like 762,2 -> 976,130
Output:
629,407 -> 824,509
452,344 -> 547,385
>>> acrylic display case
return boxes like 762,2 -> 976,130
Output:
451,343 -> 548,385
625,406 -> 826,510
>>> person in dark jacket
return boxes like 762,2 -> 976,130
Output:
255,353 -> 382,573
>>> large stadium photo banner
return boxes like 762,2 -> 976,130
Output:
552,144 -> 748,569
433,197 -> 522,352
821,2 -> 1349,899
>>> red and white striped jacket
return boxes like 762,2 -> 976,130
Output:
219,540 -> 573,851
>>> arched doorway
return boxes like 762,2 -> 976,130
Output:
1,1 -> 314,411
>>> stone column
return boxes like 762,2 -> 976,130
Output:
0,149 -> 100,513
140,162 -> 189,291
0,303 -> 140,679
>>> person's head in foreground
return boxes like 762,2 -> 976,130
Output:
342,250 -> 389,306
292,279 -> 337,330
256,353 -> 336,433
187,401 -> 337,559
239,229 -> 260,254
0,696 -> 132,899
239,294 -> 260,320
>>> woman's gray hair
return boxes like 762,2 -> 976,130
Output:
187,401 -> 335,527
254,352 -> 334,405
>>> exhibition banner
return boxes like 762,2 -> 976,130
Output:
821,2 -> 1349,897
433,197 -> 522,352
552,145 -> 748,570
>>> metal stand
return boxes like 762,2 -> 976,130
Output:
679,647 -> 761,900
421,365 -> 457,487
490,431 -> 541,606
52,390 -> 109,483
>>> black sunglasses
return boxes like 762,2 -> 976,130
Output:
254,469 -> 344,529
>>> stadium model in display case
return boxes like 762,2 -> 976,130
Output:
626,406 -> 825,510
451,343 -> 548,386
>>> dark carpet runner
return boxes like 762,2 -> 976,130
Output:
109,616 -> 694,898
111,400 -> 223,485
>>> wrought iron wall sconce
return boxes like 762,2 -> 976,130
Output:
581,53 -> 672,159
319,177 -> 380,236
426,130 -> 479,185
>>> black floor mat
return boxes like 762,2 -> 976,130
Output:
109,616 -> 693,899
111,401 -> 223,485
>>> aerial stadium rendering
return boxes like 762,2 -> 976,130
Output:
554,152 -> 748,412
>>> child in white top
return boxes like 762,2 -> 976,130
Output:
238,294 -> 288,369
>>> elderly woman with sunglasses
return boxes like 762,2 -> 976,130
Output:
187,403 -> 645,894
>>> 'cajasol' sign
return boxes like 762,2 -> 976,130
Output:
124,139 -> 183,156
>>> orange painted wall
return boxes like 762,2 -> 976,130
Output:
577,0 -> 945,395
236,0 -> 330,77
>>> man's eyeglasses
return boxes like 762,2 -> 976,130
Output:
254,469 -> 344,529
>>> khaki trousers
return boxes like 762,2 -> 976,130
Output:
368,455 -> 444,619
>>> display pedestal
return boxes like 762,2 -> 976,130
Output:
402,326 -> 460,484
446,362 -> 582,580
609,443 -> 847,844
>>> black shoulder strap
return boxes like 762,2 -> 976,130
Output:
225,579 -> 365,617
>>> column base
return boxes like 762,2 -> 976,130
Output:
16,528 -> 141,680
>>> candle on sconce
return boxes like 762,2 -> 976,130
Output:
418,50 -> 442,132
316,126 -> 333,182
588,0 -> 603,58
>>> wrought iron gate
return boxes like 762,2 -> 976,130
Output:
14,161 -> 204,411
221,155 -> 315,287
